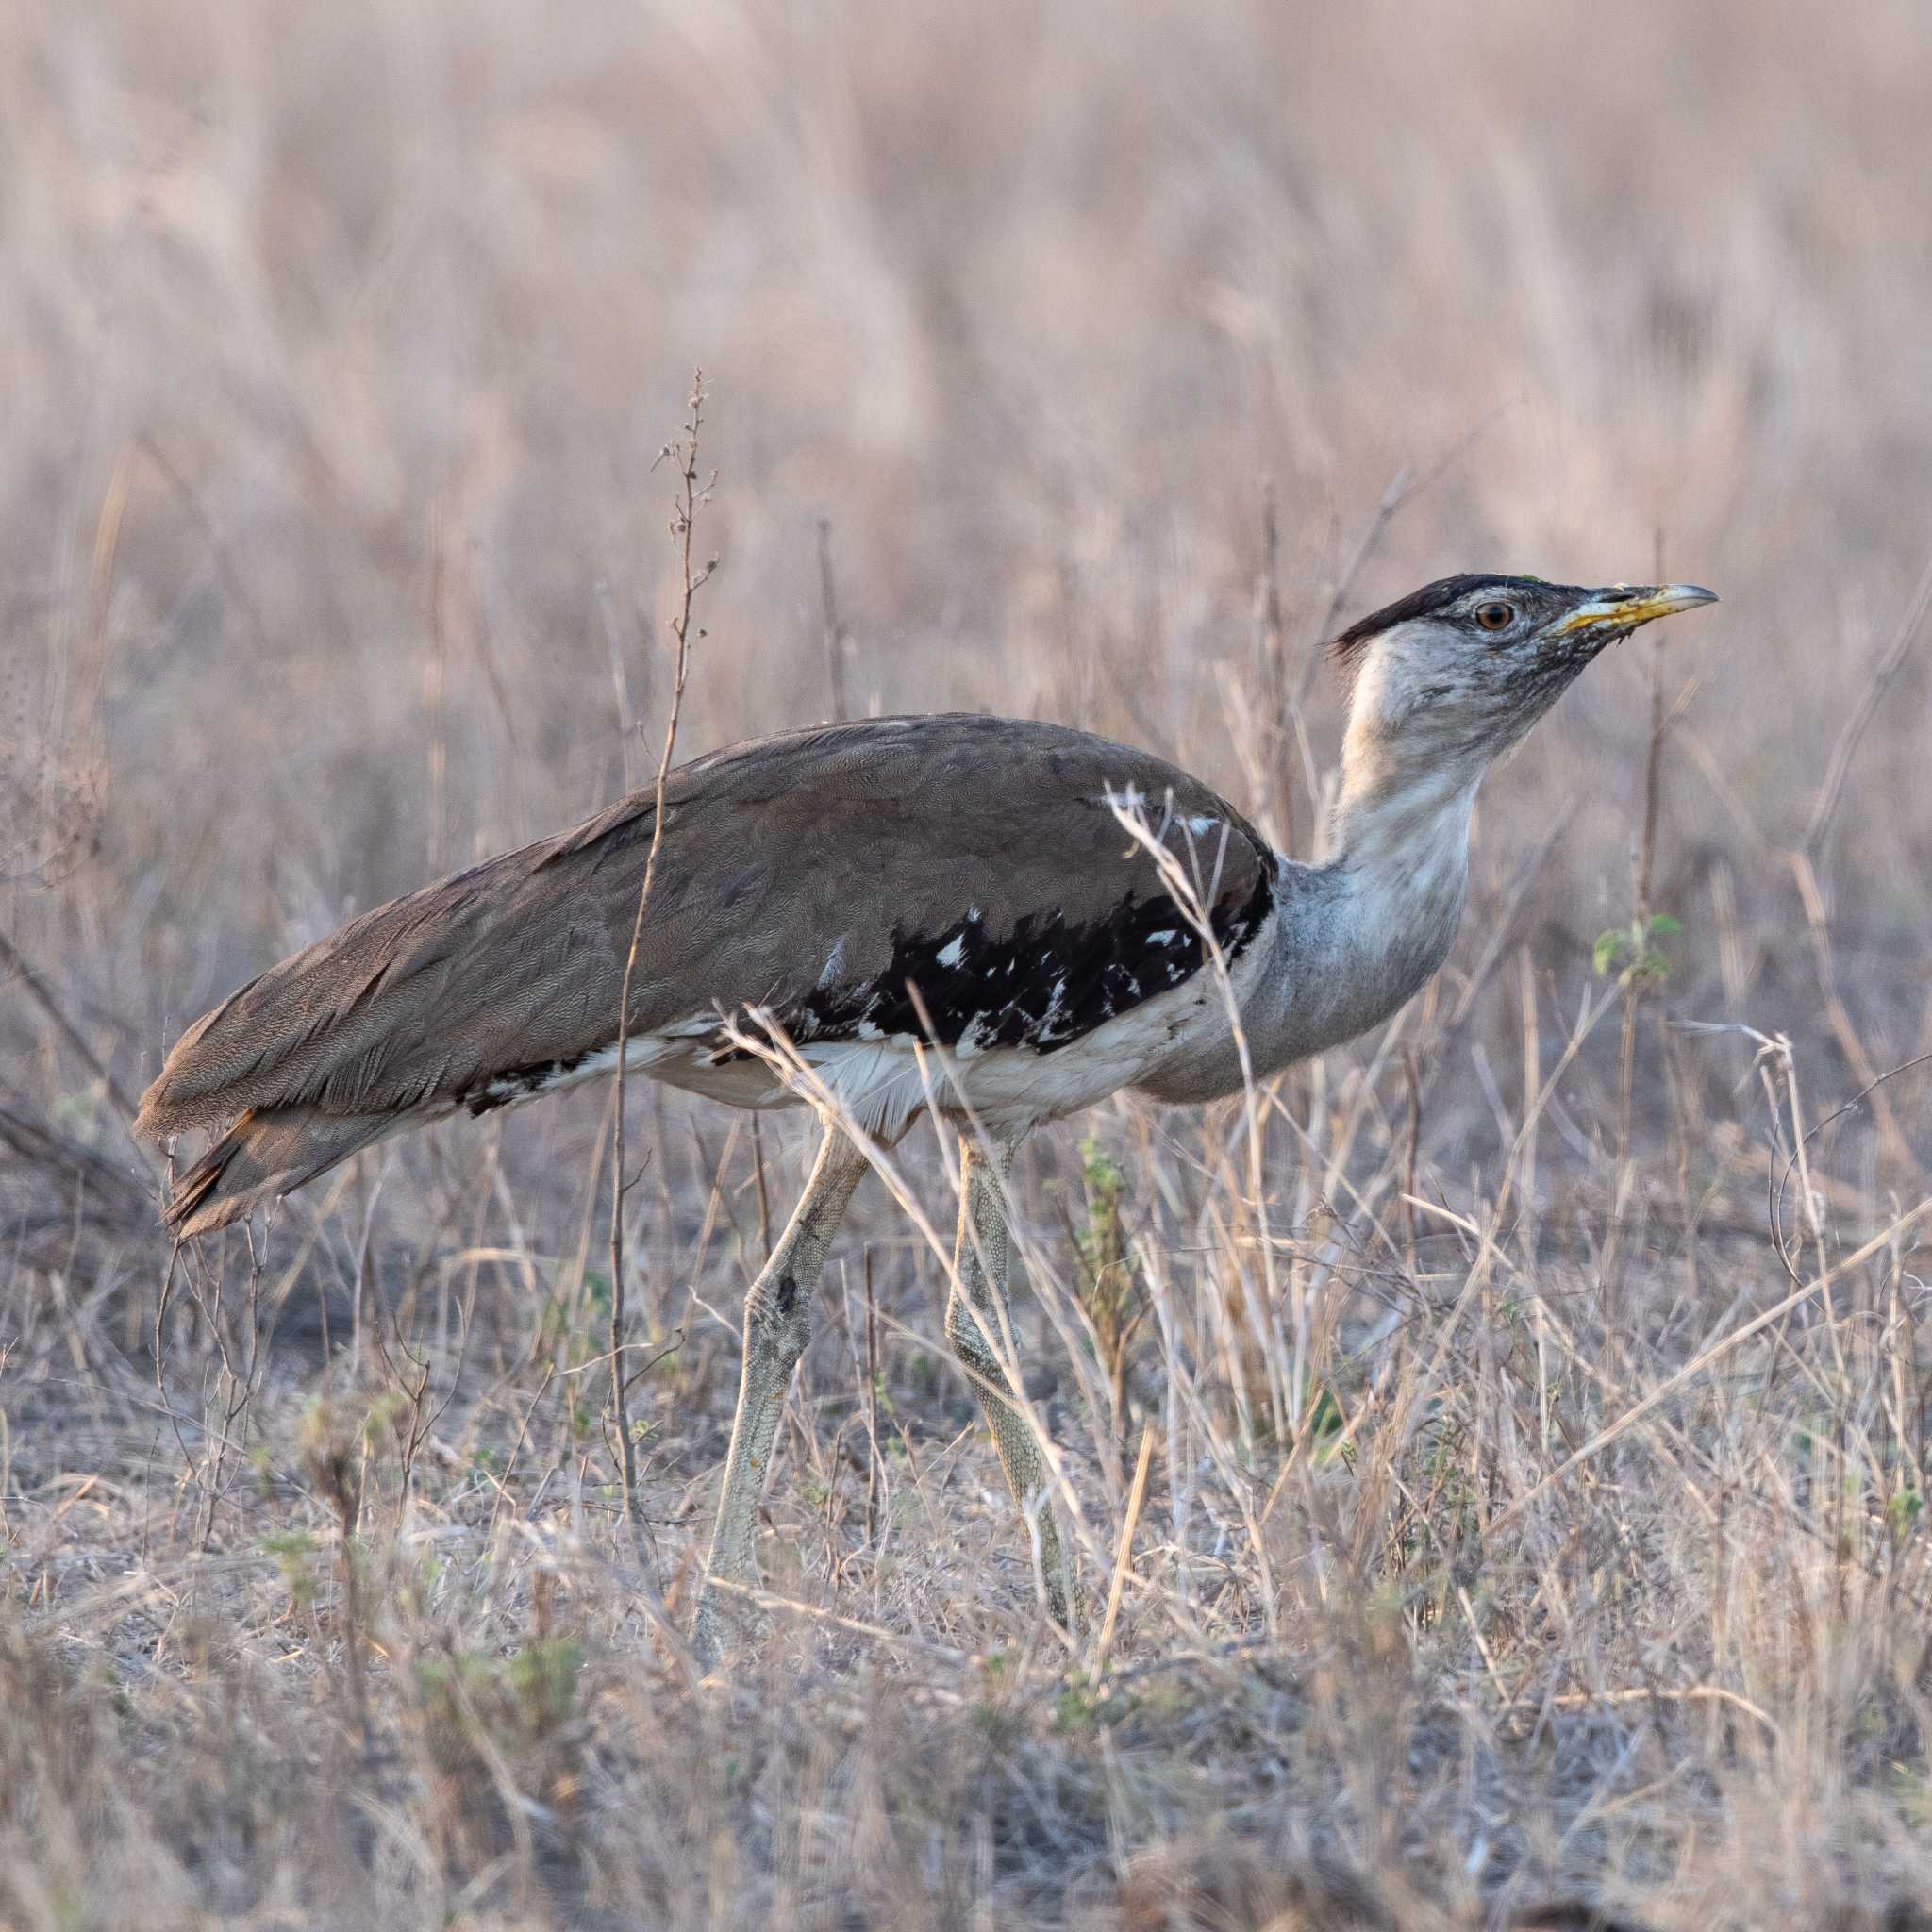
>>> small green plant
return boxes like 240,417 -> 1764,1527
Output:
1068,1135 -> 1147,1432
260,1528 -> 320,1607
1052,1681 -> 1100,1735
1304,1383 -> 1345,1460
506,1637 -> 583,1740
1593,910 -> 1682,988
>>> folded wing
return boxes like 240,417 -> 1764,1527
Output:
139,714 -> 1274,1232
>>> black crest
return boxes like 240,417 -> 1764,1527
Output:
1329,574 -> 1548,670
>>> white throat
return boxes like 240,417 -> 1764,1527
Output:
1327,760 -> 1482,882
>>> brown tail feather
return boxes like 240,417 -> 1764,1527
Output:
163,1108 -> 402,1237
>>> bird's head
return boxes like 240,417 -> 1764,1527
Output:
1331,574 -> 1718,798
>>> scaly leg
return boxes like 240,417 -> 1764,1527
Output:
945,1131 -> 1072,1627
693,1124 -> 868,1661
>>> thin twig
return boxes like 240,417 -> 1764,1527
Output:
1090,1423 -> 1155,1682
1251,477 -> 1294,855
608,370 -> 717,1547
1296,396 -> 1521,702
1804,549 -> 1932,858
817,515 -> 851,724
862,1246 -> 881,1546
1614,531 -> 1675,1180
0,926 -> 145,1142
704,1576 -> 970,1665
1634,530 -> 1671,927
1538,1682 -> 1781,1742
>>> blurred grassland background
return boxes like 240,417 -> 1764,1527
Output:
6,1 -> 1932,1926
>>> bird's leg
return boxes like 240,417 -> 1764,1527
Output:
945,1132 -> 1072,1628
693,1124 -> 868,1662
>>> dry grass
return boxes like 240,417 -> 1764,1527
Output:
7,1 -> 1932,1924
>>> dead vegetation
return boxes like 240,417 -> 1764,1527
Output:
7,0 -> 1932,1924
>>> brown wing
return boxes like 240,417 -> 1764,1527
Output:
138,714 -> 1274,1144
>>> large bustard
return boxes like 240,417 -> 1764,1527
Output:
138,574 -> 1716,1650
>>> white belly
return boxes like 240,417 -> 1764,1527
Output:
588,926 -> 1273,1141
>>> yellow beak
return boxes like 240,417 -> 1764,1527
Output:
1554,583 -> 1721,635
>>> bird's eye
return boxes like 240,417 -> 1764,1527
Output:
1474,601 -> 1515,633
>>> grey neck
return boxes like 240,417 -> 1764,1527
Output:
1242,756 -> 1481,1079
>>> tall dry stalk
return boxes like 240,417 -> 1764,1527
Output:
1609,532 -> 1690,1194
608,371 -> 717,1539
817,514 -> 852,724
